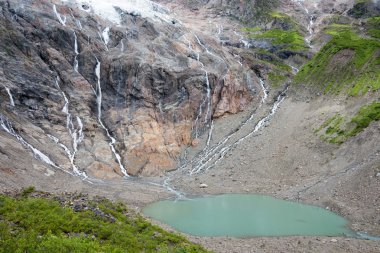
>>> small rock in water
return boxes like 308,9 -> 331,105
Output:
376,173 -> 380,177
199,183 -> 208,188
330,239 -> 338,243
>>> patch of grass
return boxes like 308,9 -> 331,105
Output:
268,72 -> 288,88
0,192 -> 211,253
244,48 -> 292,87
251,29 -> 307,51
269,11 -> 288,19
348,0 -> 380,18
241,27 -> 261,33
316,101 -> 380,143
367,16 -> 380,39
242,0 -> 280,24
294,24 -> 380,96
314,114 -> 341,133
348,101 -> 380,136
21,186 -> 35,197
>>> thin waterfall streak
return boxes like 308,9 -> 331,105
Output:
94,58 -> 130,177
259,78 -> 269,104
163,176 -> 184,199
101,27 -> 110,51
293,0 -> 314,47
0,115 -> 72,174
53,4 -> 66,26
55,77 -> 88,179
182,35 -> 207,139
73,31 -> 79,72
182,35 -> 213,138
203,70 -> 211,124
197,77 -> 267,160
216,24 -> 223,39
234,31 -> 251,48
120,39 -> 124,52
206,120 -> 214,148
189,80 -> 277,175
5,87 -> 15,107
70,9 -> 83,30
193,33 -> 226,65
202,88 -> 288,173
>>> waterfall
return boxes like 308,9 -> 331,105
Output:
54,77 -> 88,179
73,31 -> 79,72
94,58 -> 130,177
292,0 -> 314,47
120,39 -> 124,52
70,9 -> 83,30
191,86 -> 287,174
0,114 -> 67,173
206,120 -> 214,148
53,4 -> 66,26
189,78 -> 271,175
246,73 -> 256,94
305,16 -> 314,46
258,78 -> 269,104
216,24 -> 223,39
5,87 -> 15,107
182,33 -> 269,175
203,70 -> 211,124
194,33 -> 226,65
183,35 -> 211,139
234,31 -> 252,49
101,27 -> 110,51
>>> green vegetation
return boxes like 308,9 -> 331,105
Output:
367,17 -> 380,39
241,27 -> 261,33
294,24 -> 380,96
240,48 -> 292,87
0,190 -> 210,253
316,101 -> 380,143
242,0 -> 280,24
268,72 -> 288,88
349,101 -> 380,135
251,29 -> 307,51
348,0 -> 380,18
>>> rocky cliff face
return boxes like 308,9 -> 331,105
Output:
0,0 -> 260,179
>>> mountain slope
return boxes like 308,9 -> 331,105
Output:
0,0 -> 379,252
0,0 -> 260,179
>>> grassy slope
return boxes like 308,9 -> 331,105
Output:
0,189 -> 210,253
294,23 -> 380,96
241,12 -> 307,88
315,101 -> 380,144
246,11 -> 307,52
292,14 -> 380,143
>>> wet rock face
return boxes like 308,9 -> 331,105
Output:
0,0 -> 257,177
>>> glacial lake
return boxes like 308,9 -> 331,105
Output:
143,194 -> 354,237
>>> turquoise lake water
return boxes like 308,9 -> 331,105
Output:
143,194 -> 354,237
